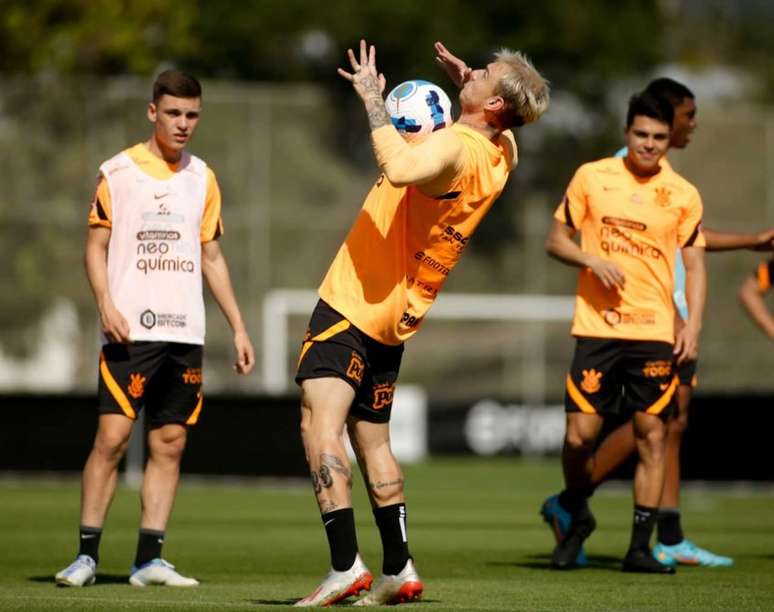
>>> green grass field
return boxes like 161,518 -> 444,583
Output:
1,458 -> 773,611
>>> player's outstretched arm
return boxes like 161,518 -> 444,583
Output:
201,240 -> 255,375
545,219 -> 625,290
84,226 -> 130,343
704,227 -> 774,251
434,41 -> 471,88
338,39 -> 464,190
675,246 -> 706,363
738,272 -> 774,340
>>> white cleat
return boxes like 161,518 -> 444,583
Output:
354,559 -> 423,606
128,558 -> 199,587
55,555 -> 97,587
295,554 -> 373,607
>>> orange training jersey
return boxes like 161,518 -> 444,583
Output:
319,123 -> 512,345
554,156 -> 705,343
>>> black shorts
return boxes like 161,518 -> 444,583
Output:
565,337 -> 677,418
295,300 -> 404,423
97,342 -> 204,427
676,359 -> 697,387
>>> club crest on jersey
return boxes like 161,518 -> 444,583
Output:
580,369 -> 603,394
654,187 -> 671,207
127,372 -> 147,399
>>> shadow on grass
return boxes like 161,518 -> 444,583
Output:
251,598 -> 440,606
487,553 -> 622,571
29,574 -> 128,585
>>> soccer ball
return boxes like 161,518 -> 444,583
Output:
385,80 -> 453,141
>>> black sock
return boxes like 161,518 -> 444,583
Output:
78,526 -> 102,563
657,508 -> 684,545
321,508 -> 358,571
373,503 -> 411,575
629,505 -> 657,552
558,488 -> 593,518
134,528 -> 164,567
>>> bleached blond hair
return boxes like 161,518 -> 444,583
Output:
493,49 -> 550,127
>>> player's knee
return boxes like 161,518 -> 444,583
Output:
564,430 -> 595,454
93,430 -> 130,462
148,431 -> 187,462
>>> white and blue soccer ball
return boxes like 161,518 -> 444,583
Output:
385,80 -> 453,141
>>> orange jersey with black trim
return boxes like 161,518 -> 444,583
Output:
319,123 -> 513,345
554,157 -> 705,343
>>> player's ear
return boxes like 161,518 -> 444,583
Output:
485,96 -> 505,113
147,102 -> 157,123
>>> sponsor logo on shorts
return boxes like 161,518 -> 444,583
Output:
406,276 -> 439,298
127,372 -> 146,399
654,187 -> 672,207
346,351 -> 365,384
580,368 -> 603,394
643,360 -> 672,378
182,368 -> 202,385
372,383 -> 395,410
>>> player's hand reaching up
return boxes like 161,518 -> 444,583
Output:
337,39 -> 386,101
434,41 -> 471,88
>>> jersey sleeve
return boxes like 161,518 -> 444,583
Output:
553,165 -> 588,229
87,175 -> 112,228
678,188 -> 706,248
754,258 -> 774,293
200,168 -> 224,242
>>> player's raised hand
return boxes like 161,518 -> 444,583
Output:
434,41 -> 471,88
233,329 -> 255,375
337,39 -> 386,100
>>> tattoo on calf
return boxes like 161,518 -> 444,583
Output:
311,472 -> 322,494
321,500 -> 339,513
368,478 -> 404,491
319,464 -> 333,488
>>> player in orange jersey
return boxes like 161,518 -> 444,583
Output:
545,91 -> 707,573
542,78 -> 773,569
739,257 -> 774,338
55,70 -> 254,589
293,40 -> 549,607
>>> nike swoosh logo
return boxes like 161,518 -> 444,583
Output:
154,193 -> 169,199
323,519 -> 335,527
660,383 -> 669,391
81,534 -> 97,539
602,186 -> 619,191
